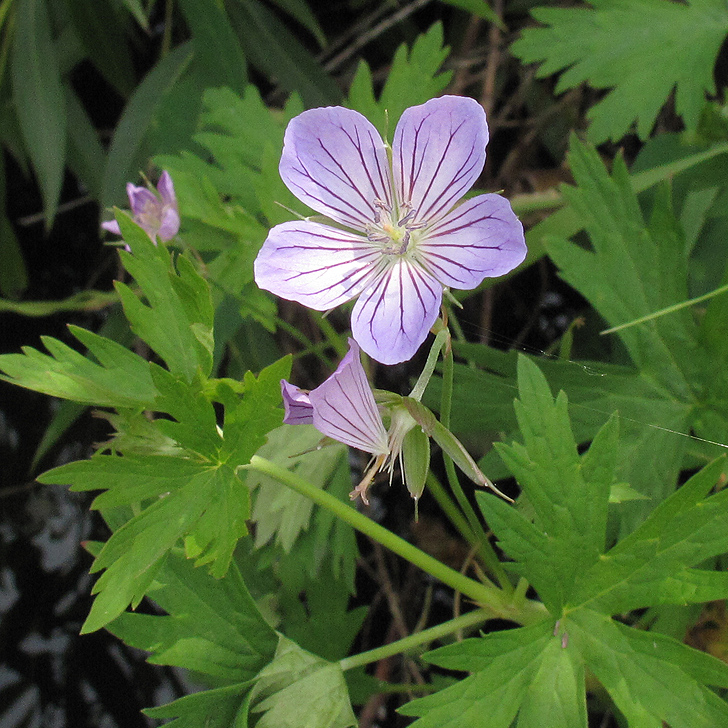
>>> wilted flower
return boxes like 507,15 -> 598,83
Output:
281,338 -> 504,505
102,171 -> 179,242
281,339 -> 411,503
255,96 -> 526,365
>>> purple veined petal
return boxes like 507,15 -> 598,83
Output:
158,206 -> 180,241
352,259 -> 442,365
101,219 -> 122,236
308,339 -> 388,455
126,184 -> 157,216
281,380 -> 314,425
279,106 -> 393,231
254,220 -> 383,310
417,194 -> 527,289
393,96 -> 488,226
156,171 -> 176,207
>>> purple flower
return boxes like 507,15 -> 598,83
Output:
255,96 -> 526,365
102,171 -> 179,242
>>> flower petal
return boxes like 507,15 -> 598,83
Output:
393,96 -> 488,225
101,219 -> 122,236
352,259 -> 442,365
126,184 -> 157,216
279,106 -> 392,230
254,220 -> 382,310
417,194 -> 527,289
158,206 -> 180,241
309,339 -> 388,455
156,171 -> 176,207
281,380 -> 314,425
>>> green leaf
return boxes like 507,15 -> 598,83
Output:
11,0 -> 66,225
476,356 -> 615,613
109,553 -> 276,727
0,324 -> 156,407
281,564 -> 367,661
102,43 -> 193,210
400,622 -> 556,727
347,23 -> 451,136
109,552 -> 277,680
115,214 -> 214,381
515,638 -> 587,728
64,83 -> 105,199
250,635 -> 356,728
571,456 -> 728,613
569,609 -> 728,728
268,0 -> 327,47
177,0 -> 248,95
249,425 -> 349,553
512,0 -> 728,142
144,684 -> 253,728
225,0 -> 340,108
439,0 -> 505,28
64,0 -> 136,97
549,138 -> 699,387
36,360 -> 286,631
216,355 -> 290,467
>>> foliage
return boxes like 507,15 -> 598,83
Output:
403,357 -> 728,728
512,0 -> 728,143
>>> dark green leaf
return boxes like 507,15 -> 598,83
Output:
225,0 -> 340,108
12,0 -> 66,225
102,43 -> 193,210
347,23 -> 451,136
178,0 -> 247,95
64,0 -> 136,97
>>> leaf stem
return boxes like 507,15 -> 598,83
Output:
339,608 -> 491,671
244,456 -> 544,623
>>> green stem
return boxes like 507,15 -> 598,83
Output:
244,456 -> 544,623
600,281 -> 728,335
409,325 -> 449,402
339,608 -> 491,671
440,347 -> 512,593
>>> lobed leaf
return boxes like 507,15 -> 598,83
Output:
512,0 -> 728,142
115,213 -> 214,381
400,622 -> 559,727
569,609 -> 728,728
0,324 -> 156,408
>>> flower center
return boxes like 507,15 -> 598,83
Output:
366,199 -> 424,255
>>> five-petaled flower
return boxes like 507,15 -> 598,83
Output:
255,96 -> 526,365
281,339 -> 413,504
102,171 -> 179,243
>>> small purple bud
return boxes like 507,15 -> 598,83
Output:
102,171 -> 179,243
